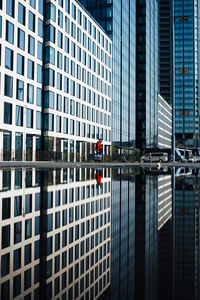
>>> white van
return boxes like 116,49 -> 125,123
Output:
141,152 -> 168,162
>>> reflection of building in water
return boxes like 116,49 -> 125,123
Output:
174,175 -> 200,300
110,170 -> 135,300
135,172 -> 172,300
0,167 -> 111,299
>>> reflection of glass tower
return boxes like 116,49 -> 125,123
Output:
135,172 -> 173,300
135,174 -> 158,300
174,0 -> 200,147
110,170 -> 135,300
78,0 -> 136,152
0,167 -> 111,299
174,174 -> 200,300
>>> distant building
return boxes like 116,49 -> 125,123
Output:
0,0 -> 112,161
78,0 -> 136,153
173,0 -> 200,147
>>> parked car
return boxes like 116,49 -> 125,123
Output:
175,149 -> 187,162
141,152 -> 168,163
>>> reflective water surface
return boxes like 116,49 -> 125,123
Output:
0,167 -> 199,300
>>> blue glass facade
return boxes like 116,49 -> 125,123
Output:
174,0 -> 200,147
78,0 -> 136,152
136,0 -> 159,151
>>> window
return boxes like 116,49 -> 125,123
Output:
4,75 -> 13,98
16,80 -> 24,101
17,54 -> 24,75
37,88 -> 42,106
5,48 -> 13,70
2,225 -> 10,248
38,18 -> 43,37
36,111 -> 42,130
58,10 -> 63,27
46,2 -> 56,22
44,91 -> 54,108
64,36 -> 69,53
72,3 -> 76,19
37,64 -> 42,83
26,108 -> 33,128
6,21 -> 14,44
45,24 -> 55,43
45,46 -> 55,64
58,30 -> 63,48
29,11 -> 35,32
18,28 -> 25,50
27,84 -> 34,103
57,52 -> 63,69
14,196 -> 22,216
28,35 -> 35,56
18,3 -> 25,25
2,198 -> 10,220
57,73 -> 62,90
56,116 -> 61,132
27,59 -> 34,79
6,0 -> 15,17
16,106 -> 23,126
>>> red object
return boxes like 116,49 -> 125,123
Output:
96,141 -> 102,153
96,172 -> 102,185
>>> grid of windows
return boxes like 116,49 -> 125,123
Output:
0,0 -> 112,161
0,167 -> 111,299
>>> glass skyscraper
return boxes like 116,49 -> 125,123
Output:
136,0 -> 159,151
174,0 -> 200,147
78,0 -> 136,153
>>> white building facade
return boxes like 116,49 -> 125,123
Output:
0,0 -> 112,161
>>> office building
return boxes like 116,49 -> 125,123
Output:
174,0 -> 200,147
136,0 -> 159,152
0,0 -> 112,161
78,0 -> 136,153
159,0 -> 174,105
0,167 -> 111,299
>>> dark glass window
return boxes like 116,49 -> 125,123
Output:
2,225 -> 10,248
1,253 -> 10,276
24,244 -> 31,265
1,281 -> 10,299
13,274 -> 21,297
4,75 -> 13,97
5,47 -> 13,70
2,197 -> 10,220
13,248 -> 21,270
14,222 -> 22,244
25,219 -> 32,239
4,102 -> 12,124
14,196 -> 22,216
25,194 -> 32,213
24,269 -> 31,290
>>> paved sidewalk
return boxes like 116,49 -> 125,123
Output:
0,161 -> 199,168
